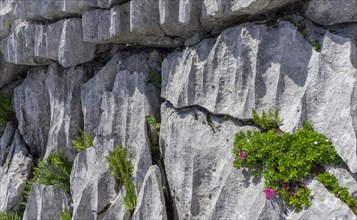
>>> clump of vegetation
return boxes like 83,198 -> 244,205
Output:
316,171 -> 357,214
148,68 -> 162,89
106,145 -> 136,212
146,115 -> 160,138
310,40 -> 321,52
60,208 -> 71,220
33,152 -> 72,192
72,130 -> 94,152
252,108 -> 280,131
0,92 -> 13,128
0,211 -> 21,220
233,109 -> 356,213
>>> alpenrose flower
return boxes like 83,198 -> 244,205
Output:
237,150 -> 246,160
264,188 -> 276,200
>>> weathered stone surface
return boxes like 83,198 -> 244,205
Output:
14,64 -> 91,159
0,52 -> 27,88
79,0 -> 126,10
286,179 -> 356,219
58,18 -> 96,67
0,21 -> 52,65
23,184 -> 71,220
200,0 -> 298,32
70,52 -> 161,219
14,67 -> 50,156
160,102 -> 356,219
132,165 -> 167,220
159,0 -> 204,39
1,19 -> 95,67
34,20 -> 64,61
102,189 -> 130,220
0,0 -> 16,39
162,21 -> 357,173
0,130 -> 32,211
82,3 -> 183,47
14,0 -> 81,20
326,165 -> 357,196
305,0 -> 357,26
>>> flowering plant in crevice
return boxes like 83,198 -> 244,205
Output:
233,108 -> 356,213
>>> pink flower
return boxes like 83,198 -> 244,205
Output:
237,150 -> 246,160
263,188 -> 276,200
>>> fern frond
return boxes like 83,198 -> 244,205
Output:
72,130 -> 94,152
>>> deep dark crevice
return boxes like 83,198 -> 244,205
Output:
164,100 -> 256,127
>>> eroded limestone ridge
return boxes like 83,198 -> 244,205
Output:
0,0 -> 356,219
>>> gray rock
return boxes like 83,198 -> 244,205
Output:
200,0 -> 298,32
161,21 -> 357,173
0,122 -> 16,163
0,130 -> 32,211
159,0 -> 205,39
305,0 -> 357,26
0,0 -> 16,39
71,52 -> 161,219
34,20 -> 64,61
132,165 -> 167,220
0,52 -> 28,89
326,165 -> 357,196
82,3 -> 182,47
58,18 -> 96,67
1,18 -> 95,67
14,0 -> 81,20
14,63 -> 91,159
160,103 -> 283,219
14,67 -> 50,156
103,189 -> 131,220
286,179 -> 356,219
160,102 -> 356,219
23,184 -> 71,220
0,21 -> 52,65
79,0 -> 125,10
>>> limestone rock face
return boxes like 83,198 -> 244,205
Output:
82,2 -> 182,47
161,21 -> 357,173
200,0 -> 299,32
14,0 -> 81,20
13,64 -> 91,159
0,0 -> 16,39
0,52 -> 27,89
23,184 -> 71,220
132,165 -> 167,220
0,128 -> 32,211
305,0 -> 357,26
0,19 -> 95,67
160,102 -> 356,219
70,52 -> 161,219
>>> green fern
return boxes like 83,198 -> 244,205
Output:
72,130 -> 94,152
106,145 -> 136,211
34,152 -> 72,192
123,178 -> 136,211
0,92 -> 13,128
146,115 -> 160,137
252,108 -> 280,131
0,212 -> 21,220
60,208 -> 71,220
106,145 -> 134,185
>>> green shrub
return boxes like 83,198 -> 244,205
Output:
252,108 -> 280,131
106,145 -> 136,211
316,171 -> 357,214
0,212 -> 21,220
72,130 -> 94,152
233,109 -> 344,211
34,152 -> 72,192
60,208 -> 71,220
310,40 -> 321,52
0,92 -> 13,128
